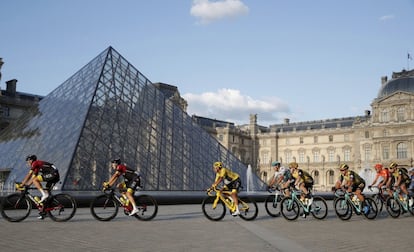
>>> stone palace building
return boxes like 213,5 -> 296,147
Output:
193,69 -> 414,191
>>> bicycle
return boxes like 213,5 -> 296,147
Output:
279,187 -> 328,221
90,187 -> 158,221
333,188 -> 378,220
201,187 -> 258,221
368,185 -> 390,217
385,188 -> 414,218
264,186 -> 285,217
0,183 -> 77,222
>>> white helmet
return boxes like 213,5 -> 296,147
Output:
279,167 -> 287,174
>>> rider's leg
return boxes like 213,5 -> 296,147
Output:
33,175 -> 49,202
127,188 -> 139,216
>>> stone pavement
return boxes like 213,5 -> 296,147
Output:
0,202 -> 413,252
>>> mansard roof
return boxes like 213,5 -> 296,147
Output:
377,69 -> 414,99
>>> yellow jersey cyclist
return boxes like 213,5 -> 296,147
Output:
288,162 -> 314,206
386,162 -> 413,207
211,161 -> 242,216
333,163 -> 370,214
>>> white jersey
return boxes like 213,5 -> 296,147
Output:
274,166 -> 288,179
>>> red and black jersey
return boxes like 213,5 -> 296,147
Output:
31,160 -> 55,175
116,164 -> 138,181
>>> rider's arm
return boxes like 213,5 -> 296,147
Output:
212,176 -> 223,188
370,174 -> 379,186
21,170 -> 34,186
395,174 -> 402,188
107,171 -> 120,187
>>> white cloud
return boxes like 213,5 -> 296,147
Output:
379,14 -> 394,21
182,88 -> 290,126
190,0 -> 249,24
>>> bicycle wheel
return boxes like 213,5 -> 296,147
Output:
201,196 -> 226,221
238,197 -> 258,221
363,197 -> 378,220
90,194 -> 119,221
264,194 -> 282,217
0,193 -> 31,222
133,194 -> 158,221
47,193 -> 77,222
280,197 -> 300,221
408,201 -> 414,216
386,197 -> 401,218
310,196 -> 328,220
334,197 -> 352,220
372,195 -> 385,217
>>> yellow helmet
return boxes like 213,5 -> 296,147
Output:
389,162 -> 398,168
339,163 -> 349,170
213,161 -> 223,169
289,162 -> 298,168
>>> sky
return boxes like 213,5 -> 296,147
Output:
1,0 -> 414,126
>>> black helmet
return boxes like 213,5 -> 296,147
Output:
26,155 -> 37,161
112,158 -> 121,165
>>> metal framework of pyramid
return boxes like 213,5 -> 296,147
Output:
0,47 -> 265,191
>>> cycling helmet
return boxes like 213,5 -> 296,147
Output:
112,158 -> 121,165
279,167 -> 287,173
339,163 -> 349,171
271,161 -> 281,166
374,163 -> 383,170
289,162 -> 298,168
389,162 -> 398,168
213,161 -> 223,169
26,155 -> 37,161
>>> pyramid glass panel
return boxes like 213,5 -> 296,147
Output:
0,47 -> 265,192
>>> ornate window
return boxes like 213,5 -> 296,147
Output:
396,142 -> 408,159
313,170 -> 320,184
381,109 -> 388,122
397,107 -> 405,121
382,145 -> 389,160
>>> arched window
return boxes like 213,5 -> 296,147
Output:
396,142 -> 408,159
328,170 -> 335,184
313,170 -> 320,184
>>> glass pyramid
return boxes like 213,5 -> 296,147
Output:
0,47 -> 265,191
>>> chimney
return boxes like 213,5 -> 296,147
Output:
6,79 -> 17,96
381,76 -> 387,86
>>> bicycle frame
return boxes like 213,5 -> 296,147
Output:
270,187 -> 285,207
207,187 -> 252,213
19,187 -> 50,212
340,190 -> 364,214
285,189 -> 312,214
391,189 -> 410,212
208,187 -> 237,212
103,188 -> 133,213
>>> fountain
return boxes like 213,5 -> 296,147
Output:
359,164 -> 376,193
246,164 -> 254,192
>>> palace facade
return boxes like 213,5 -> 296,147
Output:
193,69 -> 414,191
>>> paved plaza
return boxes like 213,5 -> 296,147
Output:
0,201 -> 413,252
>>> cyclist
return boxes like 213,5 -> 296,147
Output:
17,155 -> 60,203
408,167 -> 414,197
287,162 -> 314,206
267,161 -> 288,190
333,163 -> 369,214
211,161 -> 242,216
386,162 -> 413,207
369,163 -> 390,189
103,158 -> 141,216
